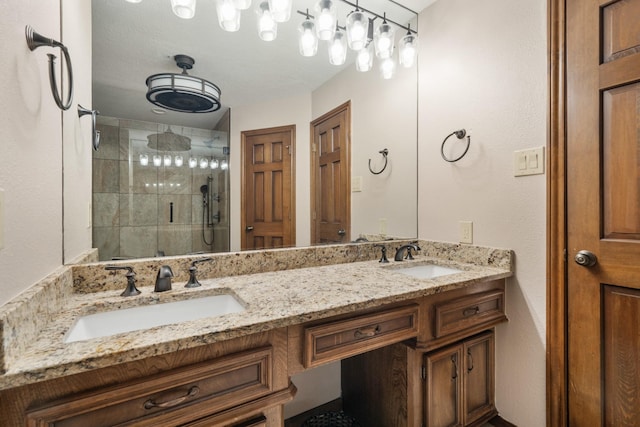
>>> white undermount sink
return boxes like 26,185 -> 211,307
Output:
389,263 -> 462,279
65,294 -> 245,343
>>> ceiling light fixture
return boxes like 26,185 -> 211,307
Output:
217,0 -> 242,31
146,54 -> 221,113
171,0 -> 197,19
257,1 -> 278,41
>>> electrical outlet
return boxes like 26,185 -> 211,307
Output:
459,221 -> 473,244
351,176 -> 363,192
379,218 -> 387,235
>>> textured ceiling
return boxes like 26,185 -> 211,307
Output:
91,0 -> 437,129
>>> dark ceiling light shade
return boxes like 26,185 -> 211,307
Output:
146,54 -> 221,113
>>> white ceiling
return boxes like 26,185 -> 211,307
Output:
92,0 -> 437,129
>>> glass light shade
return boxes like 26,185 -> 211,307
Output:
171,0 -> 196,19
125,0 -> 143,3
210,158 -> 220,169
174,155 -> 184,167
139,154 -> 149,166
163,154 -> 172,166
374,21 -> 394,59
314,0 -> 336,41
380,56 -> 396,79
298,19 -> 318,57
328,28 -> 347,66
346,11 -> 367,51
356,44 -> 373,72
257,1 -> 277,41
399,32 -> 418,68
220,159 -> 229,170
233,0 -> 251,10
268,0 -> 291,22
199,158 -> 209,169
189,157 -> 198,168
153,155 -> 162,167
216,0 -> 241,32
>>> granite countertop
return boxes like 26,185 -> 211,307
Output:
0,242 -> 513,391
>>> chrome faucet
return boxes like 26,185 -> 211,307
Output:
154,265 -> 174,292
394,243 -> 421,261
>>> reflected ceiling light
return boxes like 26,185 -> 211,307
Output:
146,54 -> 221,113
356,43 -> 373,72
268,0 -> 292,22
210,158 -> 220,169
171,0 -> 196,19
217,0 -> 242,30
175,155 -> 184,167
189,157 -> 198,168
153,155 -> 162,167
298,11 -> 318,57
374,15 -> 394,59
199,158 -> 209,169
314,0 -> 336,41
220,159 -> 229,170
399,26 -> 418,68
139,154 -> 149,166
257,1 -> 277,41
328,25 -> 347,65
379,56 -> 396,79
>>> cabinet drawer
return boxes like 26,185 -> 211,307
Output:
434,290 -> 505,338
26,347 -> 274,427
304,304 -> 419,368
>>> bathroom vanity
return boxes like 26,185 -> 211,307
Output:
0,241 -> 512,426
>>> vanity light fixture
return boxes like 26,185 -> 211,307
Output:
233,0 -> 251,10
189,157 -> 198,168
210,158 -> 220,169
379,56 -> 396,79
355,43 -> 373,72
298,10 -> 318,57
374,14 -> 394,59
315,0 -> 337,41
153,155 -> 162,167
163,155 -> 172,167
199,158 -> 209,169
217,0 -> 242,30
171,0 -> 197,19
398,25 -> 417,68
328,24 -> 348,65
268,0 -> 292,22
175,155 -> 184,167
345,6 -> 367,50
257,1 -> 278,41
140,154 -> 149,166
146,54 -> 221,113
220,159 -> 229,170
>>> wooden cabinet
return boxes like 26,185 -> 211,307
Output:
424,331 -> 496,427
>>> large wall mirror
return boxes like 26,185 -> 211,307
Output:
68,0 -> 418,262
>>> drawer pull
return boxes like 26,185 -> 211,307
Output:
462,306 -> 480,317
354,325 -> 381,338
144,386 -> 200,410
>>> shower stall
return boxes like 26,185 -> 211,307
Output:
92,116 -> 230,261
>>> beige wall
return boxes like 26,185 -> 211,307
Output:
418,0 -> 547,425
0,1 -> 63,306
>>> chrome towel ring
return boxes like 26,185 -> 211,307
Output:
441,129 -> 471,162
78,105 -> 101,151
369,148 -> 389,175
25,25 -> 74,111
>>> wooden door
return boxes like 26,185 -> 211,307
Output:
565,0 -> 640,425
310,102 -> 351,244
241,126 -> 295,250
462,332 -> 495,426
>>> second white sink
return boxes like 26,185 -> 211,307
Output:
65,294 -> 245,343
390,264 -> 462,279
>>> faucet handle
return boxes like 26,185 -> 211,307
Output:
406,244 -> 421,260
373,244 -> 389,263
105,265 -> 141,297
186,257 -> 213,288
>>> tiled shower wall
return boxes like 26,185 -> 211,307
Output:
93,117 -> 229,261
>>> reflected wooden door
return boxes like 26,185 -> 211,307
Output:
310,102 -> 351,244
241,125 -> 295,250
566,0 -> 640,424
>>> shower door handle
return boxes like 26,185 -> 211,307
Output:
246,226 -> 254,232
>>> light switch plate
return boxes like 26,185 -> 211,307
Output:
514,147 -> 545,176
351,176 -> 363,192
0,188 -> 4,250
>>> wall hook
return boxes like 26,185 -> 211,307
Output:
78,105 -> 101,151
368,148 -> 389,175
440,129 -> 471,162
25,25 -> 74,111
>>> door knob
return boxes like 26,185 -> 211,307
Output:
574,250 -> 597,267
337,229 -> 346,236
245,226 -> 254,232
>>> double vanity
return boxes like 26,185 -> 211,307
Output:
0,240 -> 512,426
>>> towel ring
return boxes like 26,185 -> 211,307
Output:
78,105 -> 101,151
441,129 -> 471,162
369,148 -> 389,175
25,25 -> 74,111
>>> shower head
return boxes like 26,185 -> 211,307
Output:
200,185 -> 208,195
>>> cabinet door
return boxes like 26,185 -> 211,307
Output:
462,332 -> 496,425
425,346 -> 463,427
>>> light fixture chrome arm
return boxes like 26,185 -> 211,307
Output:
25,26 -> 74,111
78,105 -> 101,151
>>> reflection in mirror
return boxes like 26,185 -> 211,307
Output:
70,0 -> 419,262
